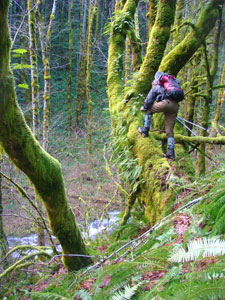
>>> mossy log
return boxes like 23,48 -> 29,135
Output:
108,0 -> 223,224
0,1 -> 91,271
152,133 -> 225,145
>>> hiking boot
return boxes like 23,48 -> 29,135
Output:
138,127 -> 149,137
164,148 -> 175,160
164,136 -> 175,160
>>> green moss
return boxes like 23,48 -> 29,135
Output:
0,1 -> 91,271
159,0 -> 222,75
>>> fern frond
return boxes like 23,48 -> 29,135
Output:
29,291 -> 71,300
166,277 -> 225,300
110,283 -> 141,300
73,289 -> 92,300
169,237 -> 225,263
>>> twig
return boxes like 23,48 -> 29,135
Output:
69,194 -> 111,204
48,254 -> 95,265
187,142 -> 215,162
12,5 -> 36,47
0,213 -> 33,223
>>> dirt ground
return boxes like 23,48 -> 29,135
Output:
1,155 -> 124,238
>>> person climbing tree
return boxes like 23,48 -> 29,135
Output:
138,71 -> 184,160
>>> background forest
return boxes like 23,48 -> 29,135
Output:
0,0 -> 225,299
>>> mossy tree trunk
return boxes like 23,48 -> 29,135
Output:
197,5 -> 222,175
0,0 -> 91,271
86,0 -> 100,165
108,0 -> 224,224
212,63 -> 225,131
36,0 -> 57,151
75,0 -> 87,128
28,0 -> 39,138
148,0 -> 157,36
20,34 -> 31,125
172,0 -> 185,47
67,0 -> 73,132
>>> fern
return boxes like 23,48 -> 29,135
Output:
165,277 -> 225,300
73,289 -> 92,300
110,283 -> 141,300
169,237 -> 225,263
29,291 -> 72,300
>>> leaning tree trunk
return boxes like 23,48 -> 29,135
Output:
0,0 -> 91,271
108,0 -> 224,224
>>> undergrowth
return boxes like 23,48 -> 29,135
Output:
2,160 -> 225,299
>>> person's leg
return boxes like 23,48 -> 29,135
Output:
138,112 -> 152,137
148,99 -> 178,159
164,100 -> 179,160
165,136 -> 175,160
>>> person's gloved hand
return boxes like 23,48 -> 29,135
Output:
140,106 -> 146,112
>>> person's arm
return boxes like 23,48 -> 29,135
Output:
143,86 -> 157,110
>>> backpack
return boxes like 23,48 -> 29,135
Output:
157,73 -> 184,102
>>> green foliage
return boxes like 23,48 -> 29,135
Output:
11,63 -> 33,70
73,289 -> 92,300
110,283 -> 141,300
169,237 -> 225,263
164,270 -> 225,300
29,291 -> 72,300
103,10 -> 134,40
111,125 -> 142,186
12,48 -> 28,54
18,83 -> 29,89
202,168 -> 225,235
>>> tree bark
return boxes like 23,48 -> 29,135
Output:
75,0 -> 87,128
36,0 -> 57,151
28,0 -> 39,138
198,4 -> 222,174
0,0 -> 91,271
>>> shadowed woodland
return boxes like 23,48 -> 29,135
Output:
0,0 -> 225,298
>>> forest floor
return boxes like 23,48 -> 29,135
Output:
1,152 -> 225,299
2,110 -> 124,238
1,102 -> 225,298
2,118 -> 224,239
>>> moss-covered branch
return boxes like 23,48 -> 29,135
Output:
159,0 -> 224,75
0,0 -> 91,271
108,0 -> 178,224
131,0 -> 177,98
0,251 -> 51,280
152,133 -> 225,145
